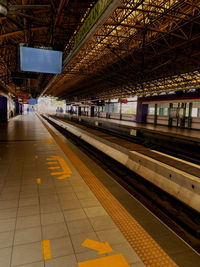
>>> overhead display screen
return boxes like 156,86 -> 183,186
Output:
20,46 -> 63,74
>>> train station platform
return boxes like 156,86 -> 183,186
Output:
55,113 -> 200,142
0,114 -> 199,267
54,113 -> 200,166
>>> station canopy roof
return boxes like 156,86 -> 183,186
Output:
1,0 -> 200,101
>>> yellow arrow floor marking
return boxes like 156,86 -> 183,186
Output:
42,240 -> 51,260
50,171 -> 69,175
56,174 -> 71,180
47,138 -> 53,144
46,155 -> 72,179
78,253 -> 130,267
82,239 -> 113,254
42,137 -> 53,145
48,166 -> 60,170
37,178 -> 41,184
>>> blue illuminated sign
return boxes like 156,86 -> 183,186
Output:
20,46 -> 63,74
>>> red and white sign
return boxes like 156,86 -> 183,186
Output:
120,99 -> 128,104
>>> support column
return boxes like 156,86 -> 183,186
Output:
0,95 -> 8,122
90,106 -> 94,117
15,99 -> 20,115
188,102 -> 192,128
180,103 -> 186,128
154,104 -> 157,125
98,106 -> 100,117
78,106 -> 81,116
136,99 -> 148,123
168,103 -> 173,127
119,102 -> 122,120
106,102 -> 110,119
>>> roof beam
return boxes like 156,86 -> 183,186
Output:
54,0 -> 69,26
51,0 -> 56,13
22,0 -> 28,43
0,27 -> 48,39
105,22 -> 188,39
50,0 -> 69,45
40,0 -> 124,97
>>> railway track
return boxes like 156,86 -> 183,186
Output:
43,114 -> 200,253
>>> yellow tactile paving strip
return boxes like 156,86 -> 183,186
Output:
39,115 -> 178,267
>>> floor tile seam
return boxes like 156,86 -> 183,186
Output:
16,223 -> 41,231
0,244 -> 13,250
65,202 -> 105,238
40,220 -> 65,227
0,167 -> 9,195
39,115 -> 178,267
0,206 -> 19,211
12,234 -> 69,247
10,181 -> 21,267
0,228 -> 15,235
12,260 -> 44,267
54,186 -> 80,264
14,253 -> 76,266
45,164 -> 82,260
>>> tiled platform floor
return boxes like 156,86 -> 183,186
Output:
43,114 -> 200,267
0,114 -> 144,267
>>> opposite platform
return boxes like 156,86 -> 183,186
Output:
55,113 -> 200,142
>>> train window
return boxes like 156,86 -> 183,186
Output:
157,103 -> 169,116
148,108 -> 155,115
185,107 -> 189,117
109,103 -> 120,113
122,101 -> 137,114
192,108 -> 198,117
191,108 -> 200,117
192,102 -> 200,117
163,108 -> 169,116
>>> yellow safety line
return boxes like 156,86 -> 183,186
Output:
39,115 -> 178,267
42,240 -> 51,260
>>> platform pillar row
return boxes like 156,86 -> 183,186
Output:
0,95 -> 8,122
136,99 -> 148,123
